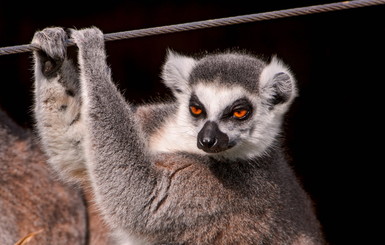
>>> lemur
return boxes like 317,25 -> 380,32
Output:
32,27 -> 325,245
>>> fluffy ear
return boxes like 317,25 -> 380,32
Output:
162,50 -> 197,98
259,56 -> 297,110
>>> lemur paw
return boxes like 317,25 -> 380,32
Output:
70,27 -> 105,53
32,27 -> 68,77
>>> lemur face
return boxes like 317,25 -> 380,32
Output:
188,83 -> 259,155
161,51 -> 296,160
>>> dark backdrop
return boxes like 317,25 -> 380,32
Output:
1,1 -> 383,244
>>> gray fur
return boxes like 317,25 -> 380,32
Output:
32,27 -> 325,245
135,103 -> 177,139
32,28 -> 86,183
189,52 -> 266,93
0,110 -> 88,245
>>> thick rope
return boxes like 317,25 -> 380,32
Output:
1,0 -> 384,56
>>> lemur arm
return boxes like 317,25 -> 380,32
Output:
71,28 -> 158,232
32,28 -> 87,183
33,27 -> 159,233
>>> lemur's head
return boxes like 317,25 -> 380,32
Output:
162,50 -> 297,160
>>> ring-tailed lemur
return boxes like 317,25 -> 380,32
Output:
32,27 -> 325,245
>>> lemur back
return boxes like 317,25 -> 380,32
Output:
0,110 -> 89,245
32,27 -> 325,245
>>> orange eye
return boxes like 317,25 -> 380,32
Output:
233,110 -> 248,118
190,106 -> 202,115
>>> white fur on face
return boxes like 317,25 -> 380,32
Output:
193,82 -> 252,121
149,82 -> 260,158
149,80 -> 289,160
193,82 -> 280,160
148,82 -> 249,156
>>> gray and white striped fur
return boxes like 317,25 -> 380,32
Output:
32,27 -> 325,245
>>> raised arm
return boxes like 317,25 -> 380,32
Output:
71,28 -> 157,232
32,28 -> 86,183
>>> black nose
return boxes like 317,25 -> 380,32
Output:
197,121 -> 229,153
199,136 -> 217,148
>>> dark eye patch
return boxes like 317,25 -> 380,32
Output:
189,94 -> 207,118
221,98 -> 253,120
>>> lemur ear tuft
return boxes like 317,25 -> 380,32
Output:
259,56 -> 297,110
162,50 -> 197,98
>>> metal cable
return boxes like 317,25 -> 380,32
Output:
0,0 -> 384,56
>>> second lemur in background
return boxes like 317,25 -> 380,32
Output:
32,27 -> 325,244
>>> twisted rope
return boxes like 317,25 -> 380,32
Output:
1,0 -> 384,56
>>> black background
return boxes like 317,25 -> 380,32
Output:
1,1 -> 383,244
